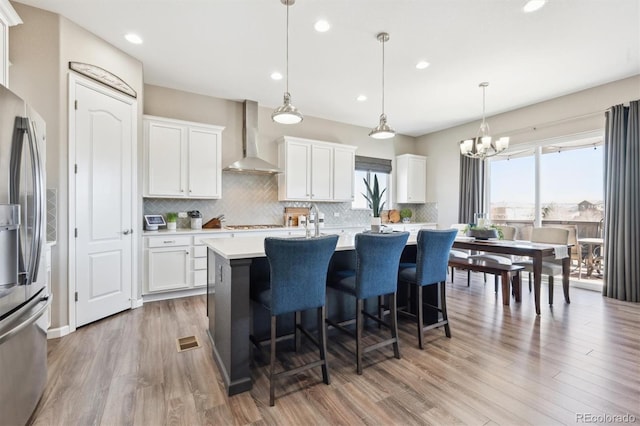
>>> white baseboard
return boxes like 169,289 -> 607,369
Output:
47,325 -> 70,339
132,298 -> 144,309
142,287 -> 207,303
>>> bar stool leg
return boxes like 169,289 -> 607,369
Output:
294,311 -> 301,351
269,315 -> 277,407
390,293 -> 400,359
548,275 -> 554,305
441,282 -> 451,338
416,285 -> 424,349
356,298 -> 364,375
317,306 -> 330,384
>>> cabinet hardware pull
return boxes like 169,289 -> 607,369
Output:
163,240 -> 175,243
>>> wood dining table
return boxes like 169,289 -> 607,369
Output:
452,238 -> 572,315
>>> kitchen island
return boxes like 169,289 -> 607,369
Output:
203,233 -> 426,396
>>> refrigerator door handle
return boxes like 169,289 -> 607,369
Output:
26,117 -> 44,283
0,295 -> 50,345
9,117 -> 27,283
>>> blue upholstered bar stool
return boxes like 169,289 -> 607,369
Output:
327,231 -> 409,375
398,229 -> 457,349
251,235 -> 338,406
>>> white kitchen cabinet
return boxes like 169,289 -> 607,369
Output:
333,146 -> 356,201
0,1 -> 22,88
147,237 -> 191,293
396,154 -> 427,204
277,136 -> 356,202
144,115 -> 224,199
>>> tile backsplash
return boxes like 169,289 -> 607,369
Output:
143,173 -> 437,228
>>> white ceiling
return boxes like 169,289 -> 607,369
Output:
15,0 -> 640,137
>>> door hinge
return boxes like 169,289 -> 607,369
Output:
75,291 -> 78,302
74,228 -> 78,238
74,164 -> 78,174
74,100 -> 78,110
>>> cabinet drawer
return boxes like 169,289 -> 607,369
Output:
147,236 -> 191,248
193,245 -> 207,258
193,257 -> 207,270
193,270 -> 207,287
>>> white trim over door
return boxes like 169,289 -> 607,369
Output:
67,73 -> 138,331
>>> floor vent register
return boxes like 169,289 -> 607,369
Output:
176,336 -> 201,352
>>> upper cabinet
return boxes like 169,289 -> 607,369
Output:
396,154 -> 427,204
144,115 -> 224,199
0,1 -> 22,88
277,136 -> 356,202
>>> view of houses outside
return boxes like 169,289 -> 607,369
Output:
490,146 -> 604,223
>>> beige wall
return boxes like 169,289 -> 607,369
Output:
415,75 -> 640,229
9,2 -> 143,329
144,84 -> 417,169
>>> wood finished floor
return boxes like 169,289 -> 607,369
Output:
30,273 -> 640,426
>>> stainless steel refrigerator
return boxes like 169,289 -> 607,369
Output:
0,84 -> 49,425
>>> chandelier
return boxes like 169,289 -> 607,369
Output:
460,82 -> 509,160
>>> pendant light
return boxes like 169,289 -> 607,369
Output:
272,0 -> 303,124
369,32 -> 395,139
460,82 -> 509,160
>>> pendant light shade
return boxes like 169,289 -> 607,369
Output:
272,0 -> 303,124
369,32 -> 395,139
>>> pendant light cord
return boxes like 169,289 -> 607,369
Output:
481,84 -> 486,127
381,37 -> 385,115
285,1 -> 290,95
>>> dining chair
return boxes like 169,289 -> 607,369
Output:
468,225 -> 517,291
514,227 -> 569,304
250,234 -> 338,406
326,231 -> 409,374
398,229 -> 458,349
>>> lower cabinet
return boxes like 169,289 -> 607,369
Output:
147,236 -> 191,292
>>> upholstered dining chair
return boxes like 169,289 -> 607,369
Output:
468,225 -> 518,291
398,229 -> 458,349
448,223 -> 471,283
251,234 -> 338,406
327,231 -> 409,375
514,227 -> 570,305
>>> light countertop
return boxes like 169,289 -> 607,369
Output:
202,233 -> 419,260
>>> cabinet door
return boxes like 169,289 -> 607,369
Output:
284,141 -> 311,200
146,121 -> 186,196
407,156 -> 426,203
148,247 -> 190,292
333,147 -> 355,201
311,144 -> 333,200
188,127 -> 221,198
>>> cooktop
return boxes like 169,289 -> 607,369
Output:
224,224 -> 285,230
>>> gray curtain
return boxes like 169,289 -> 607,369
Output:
603,100 -> 640,302
458,153 -> 485,224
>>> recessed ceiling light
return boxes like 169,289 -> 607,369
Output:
271,72 -> 283,81
523,0 -> 547,13
356,95 -> 367,102
314,20 -> 331,32
416,61 -> 430,70
124,33 -> 143,44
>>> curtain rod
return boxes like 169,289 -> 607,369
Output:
500,110 -> 605,137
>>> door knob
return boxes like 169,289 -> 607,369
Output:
123,229 -> 131,235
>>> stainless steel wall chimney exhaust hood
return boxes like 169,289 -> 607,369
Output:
224,100 -> 283,174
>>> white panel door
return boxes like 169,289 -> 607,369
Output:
188,127 -> 221,198
311,144 -> 333,200
75,82 -> 134,327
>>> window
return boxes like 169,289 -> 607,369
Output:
352,156 -> 392,210
488,137 -> 604,224
353,170 -> 391,210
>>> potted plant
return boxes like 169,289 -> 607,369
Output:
165,212 -> 178,231
400,208 -> 412,223
362,175 -> 386,232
